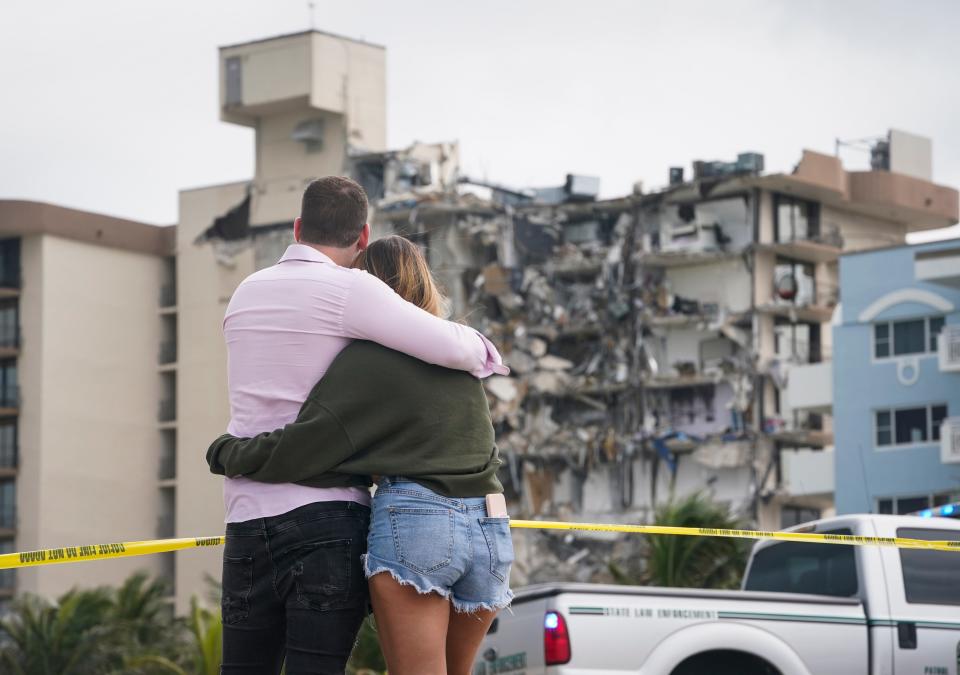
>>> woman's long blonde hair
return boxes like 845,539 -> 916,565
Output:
354,235 -> 449,318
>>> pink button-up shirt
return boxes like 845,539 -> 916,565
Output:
222,244 -> 506,523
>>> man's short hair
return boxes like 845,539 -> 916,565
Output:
299,176 -> 369,247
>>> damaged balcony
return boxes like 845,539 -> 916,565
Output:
757,260 -> 839,324
758,194 -> 844,264
636,190 -> 754,268
785,362 -> 833,412
767,411 -> 834,448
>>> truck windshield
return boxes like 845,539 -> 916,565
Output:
744,529 -> 858,597
897,528 -> 960,606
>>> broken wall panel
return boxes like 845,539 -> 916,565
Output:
663,258 -> 753,315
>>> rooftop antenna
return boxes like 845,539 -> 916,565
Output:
308,0 -> 317,30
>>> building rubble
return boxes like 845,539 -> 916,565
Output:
200,139 -> 941,584
371,165 -> 784,585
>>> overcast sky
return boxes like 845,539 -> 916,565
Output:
2,0 -> 959,240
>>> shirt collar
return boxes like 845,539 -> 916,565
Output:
278,244 -> 336,265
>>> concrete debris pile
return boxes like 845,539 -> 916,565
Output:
377,193 -> 665,523
372,178 -> 783,537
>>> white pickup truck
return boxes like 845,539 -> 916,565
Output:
475,514 -> 960,675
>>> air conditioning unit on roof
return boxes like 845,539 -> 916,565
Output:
942,418 -> 960,465
938,326 -> 960,372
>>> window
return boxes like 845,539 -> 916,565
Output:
895,407 -> 928,444
0,362 -> 15,409
931,405 -> 947,441
897,528 -> 960,605
224,57 -> 242,106
780,505 -> 821,529
775,322 -> 822,364
744,528 -> 858,597
873,316 -> 945,359
0,302 -> 16,350
893,319 -> 925,355
877,493 -> 958,515
874,323 -> 891,358
0,240 -> 19,289
875,404 -> 948,447
0,480 -> 13,529
0,421 -> 14,469
876,411 -> 892,446
894,496 -> 930,515
774,195 -> 821,243
0,541 -> 12,591
928,316 -> 945,352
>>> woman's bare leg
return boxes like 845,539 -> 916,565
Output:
445,607 -> 499,675
369,573 -> 450,675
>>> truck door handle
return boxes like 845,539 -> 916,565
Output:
897,622 -> 917,650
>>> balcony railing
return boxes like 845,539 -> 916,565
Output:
785,362 -> 833,413
0,566 -> 13,591
775,225 -> 844,249
941,418 -> 960,465
158,399 -> 176,423
0,387 -> 19,410
0,507 -> 15,530
0,445 -> 16,470
0,541 -> 14,591
0,329 -> 19,350
938,327 -> 960,373
159,284 -> 177,308
158,341 -> 177,365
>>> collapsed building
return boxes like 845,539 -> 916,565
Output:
198,133 -> 957,584
167,30 -> 959,600
365,135 -> 957,584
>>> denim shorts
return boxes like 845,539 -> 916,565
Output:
364,478 -> 514,613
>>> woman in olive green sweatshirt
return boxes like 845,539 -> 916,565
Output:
207,236 -> 513,675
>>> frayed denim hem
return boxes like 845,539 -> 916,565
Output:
449,589 -> 514,614
362,552 -> 454,601
362,553 -> 514,615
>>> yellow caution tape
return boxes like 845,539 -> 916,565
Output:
1,520 -> 958,570
0,537 -> 225,570
508,520 -> 960,552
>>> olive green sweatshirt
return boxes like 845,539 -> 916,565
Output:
206,341 -> 503,498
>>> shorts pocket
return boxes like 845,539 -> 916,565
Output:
479,517 -> 515,583
221,554 -> 253,625
293,539 -> 353,612
388,507 -> 454,574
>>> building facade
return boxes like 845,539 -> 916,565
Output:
831,240 -> 960,514
0,200 -> 175,608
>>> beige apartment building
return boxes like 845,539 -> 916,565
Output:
2,27 -> 958,608
0,200 -> 175,607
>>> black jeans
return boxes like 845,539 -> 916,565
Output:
221,501 -> 370,675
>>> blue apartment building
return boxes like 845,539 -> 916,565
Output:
833,238 -> 960,514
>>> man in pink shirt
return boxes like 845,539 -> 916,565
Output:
219,177 -> 505,674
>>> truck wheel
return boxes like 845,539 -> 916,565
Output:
672,650 -> 781,675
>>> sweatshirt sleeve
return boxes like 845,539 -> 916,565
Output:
206,399 -> 357,484
340,270 -> 508,378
